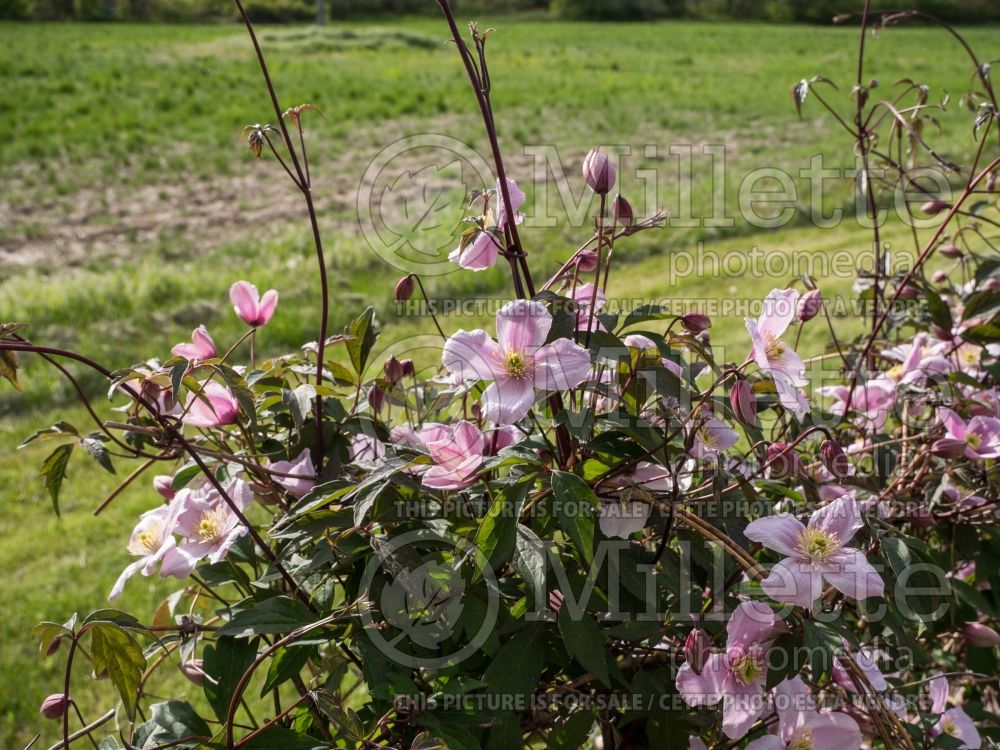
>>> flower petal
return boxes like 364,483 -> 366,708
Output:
744,514 -> 807,558
257,289 -> 279,326
756,288 -> 799,341
496,299 -> 552,353
809,496 -> 864,545
676,652 -> 728,707
442,329 -> 505,382
480,376 -> 536,424
229,281 -> 260,325
822,547 -> 884,601
727,600 -> 778,648
721,679 -> 766,739
761,557 -> 824,608
799,712 -> 862,750
533,338 -> 592,391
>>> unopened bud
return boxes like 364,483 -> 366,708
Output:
931,437 -> 967,459
576,249 -> 599,272
896,284 -> 919,300
583,147 -> 616,195
938,244 -> 963,259
680,313 -> 711,334
982,277 -> 1000,293
394,275 -> 415,302
368,384 -> 385,413
152,475 -> 176,500
400,359 -> 415,377
962,622 -> 1000,648
383,356 -> 405,385
731,380 -> 757,428
684,627 -> 711,675
180,659 -> 207,686
766,443 -> 804,478
612,194 -> 633,227
40,693 -> 69,720
797,289 -> 822,322
548,588 -> 565,613
908,506 -> 937,528
921,200 -> 951,215
45,637 -> 62,657
930,323 -> 952,341
820,439 -> 851,479
932,270 -> 948,284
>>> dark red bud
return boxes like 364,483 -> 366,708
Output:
383,356 -> 405,385
938,244 -> 963,259
180,659 -> 207,686
582,148 -> 616,195
921,200 -> 951,215
45,637 -> 62,658
400,358 -> 415,377
576,249 -> 599,272
612,194 -> 633,227
680,313 -> 711,334
731,380 -> 757,428
820,439 -> 851,479
394,275 -> 415,302
684,627 -> 711,675
40,694 -> 69,720
766,442 -> 803,478
896,284 -> 920,300
797,289 -> 822,322
931,437 -> 967,459
368,384 -> 385,413
932,270 -> 948,284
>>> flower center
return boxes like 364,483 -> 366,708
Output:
505,351 -> 527,378
197,509 -> 226,542
129,524 -> 161,555
730,651 -> 763,686
941,717 -> 957,735
886,364 -> 905,382
965,432 -> 981,449
801,527 -> 837,563
790,731 -> 815,750
764,334 -> 785,361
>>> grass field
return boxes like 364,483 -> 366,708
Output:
0,15 -> 993,747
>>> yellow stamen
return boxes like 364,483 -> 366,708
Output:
790,731 -> 814,750
730,652 -> 762,686
764,334 -> 785,361
800,527 -> 836,563
505,351 -> 527,378
966,433 -> 982,449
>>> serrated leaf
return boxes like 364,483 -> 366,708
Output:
89,622 -> 146,720
40,443 -> 73,516
145,700 -> 212,748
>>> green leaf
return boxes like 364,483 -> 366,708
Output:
260,645 -> 312,696
345,306 -> 377,377
40,443 -> 73,516
18,421 -> 79,448
551,471 -> 598,565
802,620 -> 841,682
513,524 -> 547,602
203,636 -> 259,721
482,628 -> 545,697
82,434 -> 115,474
925,287 -> 953,332
240,727 -> 331,749
475,483 -> 528,570
558,606 -> 610,688
147,700 -> 212,747
217,596 -> 316,638
31,620 -> 74,656
89,622 -> 146,721
547,710 -> 596,750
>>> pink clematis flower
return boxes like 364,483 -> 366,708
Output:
172,325 -> 217,362
109,501 -> 187,601
744,496 -> 884,608
230,280 -> 278,328
270,448 -> 316,499
929,674 -> 982,749
572,283 -> 606,334
350,433 -> 385,463
938,408 -> 1000,460
624,333 -> 684,378
449,178 -> 525,271
817,379 -> 894,432
690,416 -> 739,460
422,421 -> 487,490
442,299 -> 591,424
676,600 -> 779,739
831,640 -> 888,693
162,479 -> 253,578
745,289 -> 808,414
598,460 -> 694,538
183,381 -> 240,427
745,676 -> 862,750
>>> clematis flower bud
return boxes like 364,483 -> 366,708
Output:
394,275 -> 415,302
612,194 -> 633,227
683,627 -> 711,675
921,199 -> 951,215
962,622 -> 1000,647
930,323 -> 952,342
797,289 -> 822,322
583,148 -> 616,195
45,637 -> 62,657
680,313 -> 711,334
931,437 -> 967,459
896,284 -> 919,300
731,380 -> 757,428
548,588 -> 564,614
938,244 -> 963,259
983,277 -> 1000,293
152,475 -> 176,500
400,359 -> 415,377
368,384 -> 385,413
766,442 -> 804,478
383,356 -> 405,385
932,270 -> 948,284
40,694 -> 69,720
180,659 -> 207,686
576,249 -> 599,272
820,439 -> 851,479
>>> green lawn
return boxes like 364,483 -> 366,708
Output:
0,15 -> 992,748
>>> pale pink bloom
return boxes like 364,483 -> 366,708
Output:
270,449 -> 316,499
624,333 -> 683,378
350,433 -> 385,463
422,421 -> 487,490
817,379 -> 894,432
676,600 -> 779,739
449,178 -> 525,271
599,460 -> 694,538
881,333 -> 952,386
229,280 -> 278,327
162,479 -> 253,578
442,299 -> 591,424
745,289 -> 808,414
745,676 -> 862,750
183,381 -> 240,427
929,674 -> 981,749
572,283 -> 606,334
152,475 -> 176,500
939,407 -> 1000,459
109,501 -> 186,601
691,417 -> 739,460
831,640 -> 888,693
172,325 -> 217,361
744,496 -> 884,608
688,740 -> 707,750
